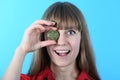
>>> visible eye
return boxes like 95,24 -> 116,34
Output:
67,30 -> 76,35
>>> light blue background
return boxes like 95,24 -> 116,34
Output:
0,0 -> 120,80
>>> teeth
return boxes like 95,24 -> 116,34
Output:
55,50 -> 69,54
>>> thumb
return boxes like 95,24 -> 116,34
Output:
36,40 -> 56,48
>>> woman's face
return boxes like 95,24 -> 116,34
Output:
46,27 -> 81,67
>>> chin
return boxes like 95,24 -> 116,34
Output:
52,61 -> 71,68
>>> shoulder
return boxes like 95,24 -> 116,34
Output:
78,70 -> 93,80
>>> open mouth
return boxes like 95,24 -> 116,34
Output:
54,50 -> 70,56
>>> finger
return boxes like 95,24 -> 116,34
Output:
27,24 -> 46,34
37,40 -> 56,48
45,26 -> 57,31
33,20 -> 55,26
31,24 -> 57,31
28,24 -> 57,34
31,25 -> 57,34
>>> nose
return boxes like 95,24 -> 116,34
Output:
57,30 -> 66,46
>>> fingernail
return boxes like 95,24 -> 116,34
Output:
52,22 -> 57,27
51,21 -> 56,26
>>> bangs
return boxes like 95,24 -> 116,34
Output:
42,2 -> 82,31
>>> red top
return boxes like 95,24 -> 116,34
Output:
20,67 -> 92,80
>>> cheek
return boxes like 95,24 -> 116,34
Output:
71,36 -> 81,54
74,40 -> 80,50
46,45 -> 55,55
46,46 -> 52,55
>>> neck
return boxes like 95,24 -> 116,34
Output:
50,62 -> 79,80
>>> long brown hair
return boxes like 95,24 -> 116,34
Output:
28,2 -> 100,80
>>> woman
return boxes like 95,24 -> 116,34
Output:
2,2 -> 100,80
